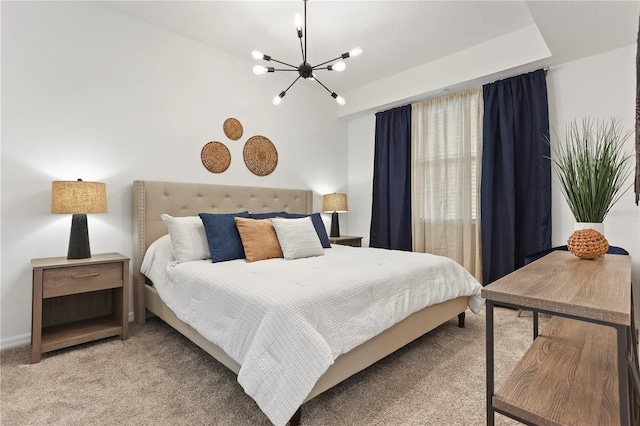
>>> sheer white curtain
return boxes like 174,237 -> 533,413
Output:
411,88 -> 483,281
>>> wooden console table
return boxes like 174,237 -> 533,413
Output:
482,250 -> 640,425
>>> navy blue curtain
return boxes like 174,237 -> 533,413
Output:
370,105 -> 412,250
481,69 -> 551,285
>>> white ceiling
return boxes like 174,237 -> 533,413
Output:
101,1 -> 639,95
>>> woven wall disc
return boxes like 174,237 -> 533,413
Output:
243,135 -> 278,176
201,141 -> 231,173
223,118 -> 243,141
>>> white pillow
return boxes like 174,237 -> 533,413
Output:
140,234 -> 174,279
271,216 -> 324,260
161,214 -> 211,262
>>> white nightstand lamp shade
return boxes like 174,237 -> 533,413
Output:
51,179 -> 107,259
323,193 -> 348,238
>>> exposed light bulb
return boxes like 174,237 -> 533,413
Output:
253,65 -> 267,75
252,50 -> 264,60
294,13 -> 303,30
349,47 -> 363,57
331,92 -> 346,106
332,61 -> 346,72
272,91 -> 286,106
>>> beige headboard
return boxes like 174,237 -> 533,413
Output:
132,180 -> 313,323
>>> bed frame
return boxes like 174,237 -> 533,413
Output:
132,180 -> 468,425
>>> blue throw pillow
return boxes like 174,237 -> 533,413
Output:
249,211 -> 287,220
280,212 -> 331,248
199,211 -> 250,262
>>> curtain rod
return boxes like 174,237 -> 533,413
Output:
375,67 -> 551,114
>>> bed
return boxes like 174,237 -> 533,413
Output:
132,180 -> 483,426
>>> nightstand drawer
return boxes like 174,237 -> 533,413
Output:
43,263 -> 123,298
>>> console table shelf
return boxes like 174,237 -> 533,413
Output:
482,250 -> 639,426
494,316 -> 619,425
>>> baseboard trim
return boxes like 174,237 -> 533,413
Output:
0,332 -> 30,350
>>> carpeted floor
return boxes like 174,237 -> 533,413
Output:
1,307 -> 538,425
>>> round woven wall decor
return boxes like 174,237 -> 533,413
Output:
223,118 -> 243,141
201,141 -> 231,173
243,135 -> 278,176
567,228 -> 609,259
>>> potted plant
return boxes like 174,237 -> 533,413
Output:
549,117 -> 633,235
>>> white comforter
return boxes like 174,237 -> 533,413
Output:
142,236 -> 483,425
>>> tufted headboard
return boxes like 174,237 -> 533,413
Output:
132,180 -> 313,323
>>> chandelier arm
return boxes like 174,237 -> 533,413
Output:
272,69 -> 302,72
299,37 -> 305,64
312,56 -> 344,69
283,75 -> 302,94
311,75 -> 334,95
269,58 -> 298,68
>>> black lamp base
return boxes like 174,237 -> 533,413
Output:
330,211 -> 340,238
67,214 -> 91,259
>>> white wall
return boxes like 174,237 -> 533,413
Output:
347,115 -> 376,246
546,45 -> 640,305
347,45 -> 639,311
1,2 -> 347,347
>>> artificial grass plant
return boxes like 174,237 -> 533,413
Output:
549,117 -> 633,223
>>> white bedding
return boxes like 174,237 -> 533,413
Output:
141,235 -> 483,425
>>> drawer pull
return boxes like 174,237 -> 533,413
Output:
72,272 -> 100,279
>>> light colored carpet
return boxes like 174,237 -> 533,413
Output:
1,307 -> 540,425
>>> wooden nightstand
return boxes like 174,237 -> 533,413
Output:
31,252 -> 129,363
328,235 -> 363,247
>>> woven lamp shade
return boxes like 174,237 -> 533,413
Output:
323,193 -> 348,213
51,179 -> 107,259
51,180 -> 107,214
567,228 -> 609,259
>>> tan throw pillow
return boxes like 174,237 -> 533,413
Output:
234,217 -> 283,262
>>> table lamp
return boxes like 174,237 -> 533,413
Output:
323,193 -> 348,237
51,179 -> 108,259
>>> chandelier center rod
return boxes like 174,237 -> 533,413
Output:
303,0 -> 307,63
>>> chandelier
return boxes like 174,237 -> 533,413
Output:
251,0 -> 362,106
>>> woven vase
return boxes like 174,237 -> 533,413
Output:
567,228 -> 609,259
